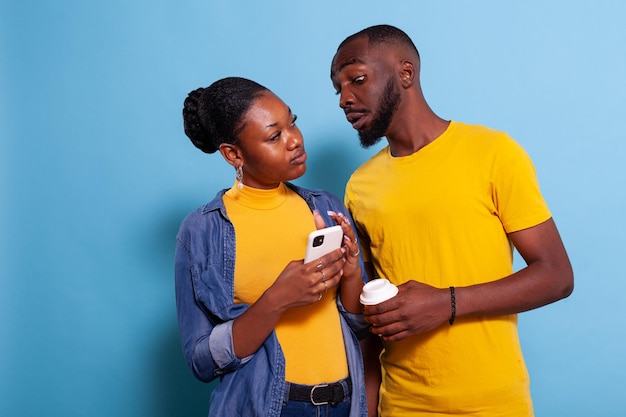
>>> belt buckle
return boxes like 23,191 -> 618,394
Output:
310,383 -> 329,406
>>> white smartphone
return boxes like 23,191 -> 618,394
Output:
304,225 -> 344,263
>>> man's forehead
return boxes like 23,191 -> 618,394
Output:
332,37 -> 372,75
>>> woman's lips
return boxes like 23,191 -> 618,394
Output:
291,151 -> 307,165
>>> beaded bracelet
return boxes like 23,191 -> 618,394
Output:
449,286 -> 456,325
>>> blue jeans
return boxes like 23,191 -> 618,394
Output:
280,380 -> 351,417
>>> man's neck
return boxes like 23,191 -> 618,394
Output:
387,115 -> 449,157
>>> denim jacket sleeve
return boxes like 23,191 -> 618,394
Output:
175,199 -> 251,383
337,293 -> 370,340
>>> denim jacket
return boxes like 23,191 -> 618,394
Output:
175,183 -> 369,417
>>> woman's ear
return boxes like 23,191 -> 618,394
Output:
219,143 -> 243,168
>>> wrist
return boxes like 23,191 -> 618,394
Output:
259,285 -> 289,316
342,266 -> 364,285
343,264 -> 362,277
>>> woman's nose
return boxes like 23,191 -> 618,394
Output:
287,129 -> 303,149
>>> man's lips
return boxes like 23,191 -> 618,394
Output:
346,111 -> 367,130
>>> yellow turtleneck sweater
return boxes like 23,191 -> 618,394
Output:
223,182 -> 348,384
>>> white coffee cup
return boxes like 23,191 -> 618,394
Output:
360,278 -> 398,305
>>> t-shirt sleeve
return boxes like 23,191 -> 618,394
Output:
492,135 -> 552,233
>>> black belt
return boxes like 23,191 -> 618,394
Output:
288,378 -> 351,406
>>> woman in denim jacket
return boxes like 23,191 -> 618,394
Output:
175,77 -> 369,417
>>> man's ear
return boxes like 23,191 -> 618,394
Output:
399,60 -> 416,88
219,143 -> 243,168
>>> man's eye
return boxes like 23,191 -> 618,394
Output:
291,114 -> 298,126
354,75 -> 365,83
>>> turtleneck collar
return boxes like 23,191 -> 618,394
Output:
224,182 -> 289,210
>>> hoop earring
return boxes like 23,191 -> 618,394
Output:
236,166 -> 244,189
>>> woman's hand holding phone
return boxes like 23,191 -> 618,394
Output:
265,210 -> 362,311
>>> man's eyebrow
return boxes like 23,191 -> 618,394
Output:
331,57 -> 362,77
339,57 -> 359,71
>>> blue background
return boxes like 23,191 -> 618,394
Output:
2,1 -> 624,416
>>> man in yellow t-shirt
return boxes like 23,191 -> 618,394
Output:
330,25 -> 574,416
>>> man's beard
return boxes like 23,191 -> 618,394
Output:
358,78 -> 401,148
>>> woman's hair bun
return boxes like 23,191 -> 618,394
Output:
182,87 -> 220,154
181,77 -> 269,154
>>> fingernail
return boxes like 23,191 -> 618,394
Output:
327,210 -> 337,216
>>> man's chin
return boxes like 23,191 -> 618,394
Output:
358,130 -> 384,148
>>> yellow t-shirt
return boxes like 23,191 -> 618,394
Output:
345,121 -> 550,416
223,182 -> 348,384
